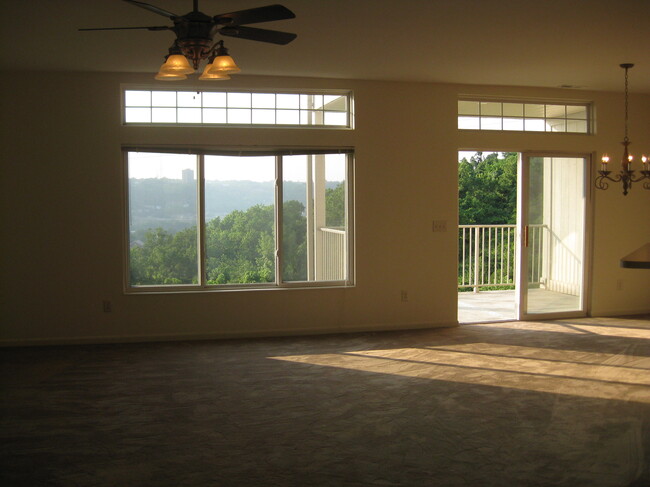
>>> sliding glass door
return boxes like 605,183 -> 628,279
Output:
517,154 -> 590,319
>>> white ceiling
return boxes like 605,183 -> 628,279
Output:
2,0 -> 649,93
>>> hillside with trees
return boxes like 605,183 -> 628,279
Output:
129,182 -> 345,285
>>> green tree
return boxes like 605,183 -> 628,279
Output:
325,183 -> 345,227
458,152 -> 517,225
205,204 -> 276,284
129,200 -> 316,286
130,227 -> 198,285
281,200 -> 308,281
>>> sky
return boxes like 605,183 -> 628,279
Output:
128,151 -> 491,179
458,151 -> 497,162
127,152 -> 347,182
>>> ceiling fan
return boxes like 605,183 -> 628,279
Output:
80,0 -> 297,80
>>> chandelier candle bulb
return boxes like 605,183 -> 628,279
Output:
601,154 -> 610,171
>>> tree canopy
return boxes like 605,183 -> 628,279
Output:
129,183 -> 345,286
458,152 -> 518,225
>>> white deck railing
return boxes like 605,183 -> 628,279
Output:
458,224 -> 546,292
317,227 -> 346,280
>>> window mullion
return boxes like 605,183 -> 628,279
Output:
275,155 -> 283,285
197,154 -> 207,287
175,90 -> 179,124
345,153 -> 354,285
306,155 -> 315,281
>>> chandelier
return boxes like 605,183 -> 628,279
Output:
595,64 -> 650,195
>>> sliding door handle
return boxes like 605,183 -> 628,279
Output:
524,225 -> 529,248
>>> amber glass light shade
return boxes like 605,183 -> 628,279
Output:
154,66 -> 188,81
159,54 -> 195,75
199,63 -> 231,80
207,54 -> 241,74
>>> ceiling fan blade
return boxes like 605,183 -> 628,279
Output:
79,25 -> 171,31
123,0 -> 178,19
219,25 -> 297,45
214,4 -> 295,26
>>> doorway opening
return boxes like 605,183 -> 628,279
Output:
457,152 -> 590,323
458,151 -> 517,323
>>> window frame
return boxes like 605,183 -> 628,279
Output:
122,147 -> 355,293
457,98 -> 592,134
121,86 -> 355,129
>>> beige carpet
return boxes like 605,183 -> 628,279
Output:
1,316 -> 649,486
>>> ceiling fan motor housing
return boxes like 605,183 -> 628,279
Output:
173,11 -> 218,68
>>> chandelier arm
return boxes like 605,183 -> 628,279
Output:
594,177 -> 610,191
628,171 -> 650,184
594,172 -> 622,191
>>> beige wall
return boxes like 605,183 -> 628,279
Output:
1,72 -> 648,345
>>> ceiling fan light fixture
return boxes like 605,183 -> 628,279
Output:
159,54 -> 195,75
81,2 -> 297,80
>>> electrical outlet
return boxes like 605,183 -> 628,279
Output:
102,300 -> 112,313
401,290 -> 409,302
432,220 -> 447,232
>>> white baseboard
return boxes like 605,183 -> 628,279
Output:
0,321 -> 458,347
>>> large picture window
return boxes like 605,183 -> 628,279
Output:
125,149 -> 353,291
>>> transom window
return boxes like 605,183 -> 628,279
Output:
123,89 -> 352,127
458,99 -> 590,133
125,148 -> 354,291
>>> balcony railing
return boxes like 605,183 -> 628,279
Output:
459,224 -> 546,292
317,227 -> 346,280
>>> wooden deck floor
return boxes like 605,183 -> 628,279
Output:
458,289 -> 582,323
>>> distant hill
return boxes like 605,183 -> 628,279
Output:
128,178 -> 341,238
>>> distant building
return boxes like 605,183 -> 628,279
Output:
182,168 -> 194,182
